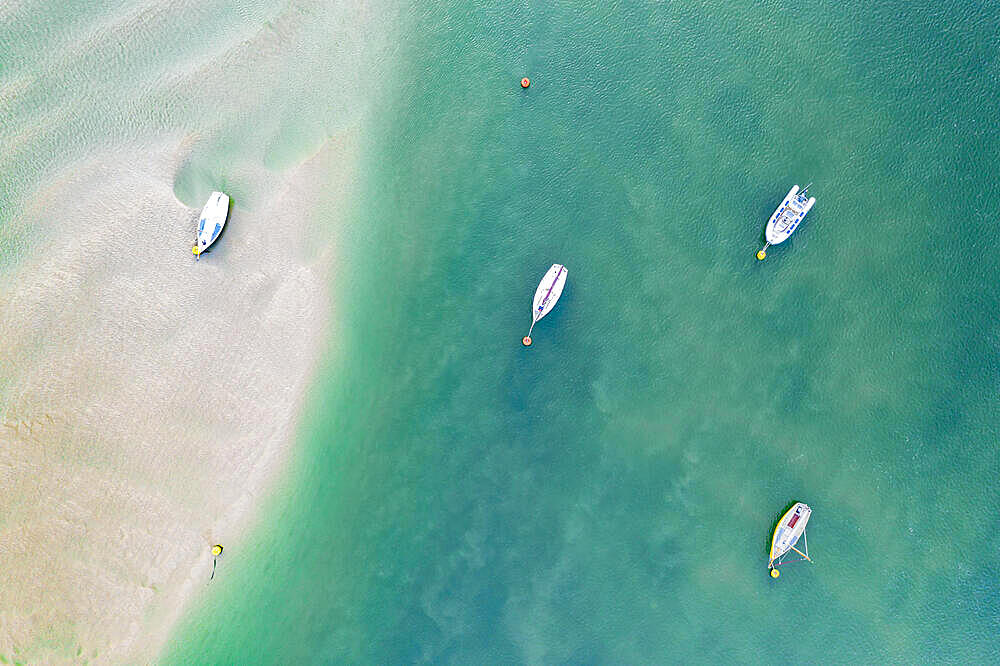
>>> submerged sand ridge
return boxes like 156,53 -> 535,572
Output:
0,135 -> 350,663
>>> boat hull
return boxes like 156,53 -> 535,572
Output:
769,502 -> 811,566
765,185 -> 815,245
194,191 -> 231,255
533,264 -> 567,322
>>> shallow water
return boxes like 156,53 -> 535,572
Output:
4,0 -> 998,663
0,1 -> 391,662
164,1 -> 999,662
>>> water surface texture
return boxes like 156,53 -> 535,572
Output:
166,1 -> 999,662
5,0 -> 999,663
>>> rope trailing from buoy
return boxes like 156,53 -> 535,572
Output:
209,544 -> 223,581
523,317 -> 539,346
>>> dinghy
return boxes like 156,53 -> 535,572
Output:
522,263 -> 567,346
757,184 -> 815,260
768,502 -> 812,578
193,191 -> 231,257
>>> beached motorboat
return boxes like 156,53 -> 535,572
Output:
192,191 -> 231,257
756,184 -> 815,260
522,263 -> 567,346
768,502 -> 812,577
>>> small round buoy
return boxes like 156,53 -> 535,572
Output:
521,77 -> 530,88
522,336 -> 532,346
211,544 -> 223,557
770,568 -> 780,578
756,250 -> 766,261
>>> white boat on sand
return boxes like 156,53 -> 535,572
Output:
522,263 -> 567,346
193,191 -> 231,257
757,184 -> 815,260
768,502 -> 812,578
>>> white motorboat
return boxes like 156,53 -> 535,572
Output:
522,263 -> 567,346
193,191 -> 231,257
757,184 -> 815,260
768,502 -> 813,577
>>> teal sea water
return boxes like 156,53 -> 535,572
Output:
166,1 -> 999,662
3,0 -> 997,663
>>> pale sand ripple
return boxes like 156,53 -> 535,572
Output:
0,132 -> 354,663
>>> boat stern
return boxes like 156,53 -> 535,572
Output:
764,185 -> 814,246
201,191 -> 230,223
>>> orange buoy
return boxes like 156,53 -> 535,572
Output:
521,77 -> 530,88
522,336 -> 532,346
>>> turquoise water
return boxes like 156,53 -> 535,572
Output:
165,1 -> 999,662
4,0 -> 997,663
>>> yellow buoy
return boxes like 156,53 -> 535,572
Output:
756,250 -> 766,261
193,246 -> 201,255
211,544 -> 223,556
770,568 -> 780,578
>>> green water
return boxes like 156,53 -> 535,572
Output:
165,1 -> 999,662
5,0 -> 997,662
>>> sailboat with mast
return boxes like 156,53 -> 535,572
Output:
192,191 -> 231,258
522,263 -> 567,346
768,502 -> 813,578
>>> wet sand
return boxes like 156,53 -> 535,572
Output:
0,132 -> 354,663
